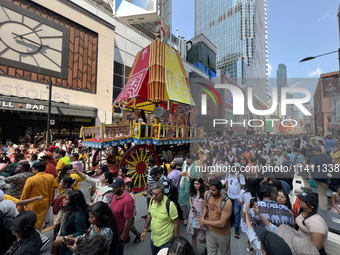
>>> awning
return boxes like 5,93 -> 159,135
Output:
329,123 -> 340,129
114,40 -> 196,109
0,95 -> 97,118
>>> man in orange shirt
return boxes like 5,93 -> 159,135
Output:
244,146 -> 254,163
18,162 -> 54,248
46,146 -> 58,166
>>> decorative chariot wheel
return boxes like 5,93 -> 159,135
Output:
119,145 -> 159,192
91,145 -> 131,176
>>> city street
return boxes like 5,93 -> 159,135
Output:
40,181 -> 249,255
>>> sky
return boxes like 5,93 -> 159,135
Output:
171,0 -> 340,97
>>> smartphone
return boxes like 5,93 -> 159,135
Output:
142,193 -> 148,197
63,236 -> 72,245
249,197 -> 256,208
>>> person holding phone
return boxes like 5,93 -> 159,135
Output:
186,178 -> 206,254
239,178 -> 259,234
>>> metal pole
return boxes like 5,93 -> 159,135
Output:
46,80 -> 52,148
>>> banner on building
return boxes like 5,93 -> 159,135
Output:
323,74 -> 340,98
265,120 -> 274,132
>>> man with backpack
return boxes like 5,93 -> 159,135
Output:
197,179 -> 232,255
140,182 -> 179,255
150,167 -> 178,202
302,146 -> 333,210
225,162 -> 245,239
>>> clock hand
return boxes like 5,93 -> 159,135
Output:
12,33 -> 41,47
13,29 -> 43,39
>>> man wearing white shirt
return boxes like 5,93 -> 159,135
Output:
200,144 -> 210,155
225,163 -> 245,238
227,151 -> 235,163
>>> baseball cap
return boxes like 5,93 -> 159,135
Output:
297,191 -> 318,205
255,225 -> 293,255
109,178 -> 124,188
311,146 -> 322,152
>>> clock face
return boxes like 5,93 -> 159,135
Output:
0,2 -> 69,78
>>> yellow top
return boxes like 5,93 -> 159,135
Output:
79,153 -> 88,161
55,173 -> 84,195
56,157 -> 71,170
4,194 -> 19,204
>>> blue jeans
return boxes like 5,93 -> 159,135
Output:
150,239 -> 171,255
230,198 -> 241,231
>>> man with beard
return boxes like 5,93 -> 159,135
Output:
197,179 -> 232,255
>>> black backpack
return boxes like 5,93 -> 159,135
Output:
206,191 -> 235,226
161,177 -> 178,203
150,198 -> 173,217
314,154 -> 340,191
294,139 -> 301,149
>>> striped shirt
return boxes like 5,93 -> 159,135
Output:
147,165 -> 158,186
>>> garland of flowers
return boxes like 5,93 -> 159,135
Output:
113,98 -> 136,111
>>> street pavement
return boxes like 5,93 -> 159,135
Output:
40,182 -> 249,255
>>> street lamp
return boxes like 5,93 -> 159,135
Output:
300,4 -> 340,71
299,50 -> 339,63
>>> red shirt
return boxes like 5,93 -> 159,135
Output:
45,163 -> 57,178
46,152 -> 57,166
110,191 -> 134,240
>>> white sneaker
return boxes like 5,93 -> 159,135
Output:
40,235 -> 50,250
184,219 -> 187,226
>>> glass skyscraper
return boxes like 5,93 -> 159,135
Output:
195,0 -> 268,104
277,64 -> 287,102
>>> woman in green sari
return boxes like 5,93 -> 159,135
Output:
178,153 -> 198,226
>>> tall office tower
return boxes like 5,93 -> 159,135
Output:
277,63 -> 287,102
276,64 -> 294,118
195,0 -> 268,105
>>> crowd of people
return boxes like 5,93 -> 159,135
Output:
0,133 -> 339,255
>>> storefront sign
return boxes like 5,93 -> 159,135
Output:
0,85 -> 70,104
0,100 -> 45,111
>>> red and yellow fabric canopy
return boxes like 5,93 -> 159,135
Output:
114,40 -> 196,111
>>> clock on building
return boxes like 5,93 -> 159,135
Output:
0,1 -> 69,78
